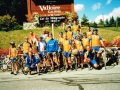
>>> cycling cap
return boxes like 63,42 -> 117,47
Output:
67,26 -> 71,28
93,28 -> 98,31
59,32 -> 63,34
10,42 -> 15,45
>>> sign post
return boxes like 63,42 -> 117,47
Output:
52,23 -> 54,39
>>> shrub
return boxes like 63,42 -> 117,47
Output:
102,38 -> 109,47
0,14 -> 20,31
12,24 -> 23,30
111,36 -> 120,47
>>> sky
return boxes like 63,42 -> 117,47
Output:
74,0 -> 120,23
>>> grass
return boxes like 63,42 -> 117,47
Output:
0,27 -> 120,49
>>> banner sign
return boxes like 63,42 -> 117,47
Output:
39,16 -> 66,23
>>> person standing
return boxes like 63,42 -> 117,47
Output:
75,36 -> 84,69
86,26 -> 92,38
19,37 -> 32,59
63,35 -> 73,71
66,26 -> 73,40
46,33 -> 59,71
57,32 -> 64,69
29,31 -> 36,44
37,37 -> 46,61
72,20 -> 81,34
9,42 -> 18,75
82,32 -> 89,52
89,28 -> 105,64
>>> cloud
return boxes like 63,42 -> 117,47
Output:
107,0 -> 112,5
92,3 -> 101,11
74,4 -> 84,13
94,7 -> 120,23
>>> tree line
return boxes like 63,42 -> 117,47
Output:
81,14 -> 120,27
0,0 -> 120,31
0,0 -> 27,24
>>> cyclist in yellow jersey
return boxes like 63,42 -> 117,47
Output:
72,20 -> 81,34
57,32 -> 64,69
45,32 -> 50,43
9,42 -> 18,75
63,35 -> 73,71
66,26 -> 73,40
82,32 -> 89,51
58,32 -> 64,54
89,28 -> 105,64
73,30 -> 83,39
20,37 -> 32,59
86,26 -> 92,38
75,36 -> 84,69
58,32 -> 64,44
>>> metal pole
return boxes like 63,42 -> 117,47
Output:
52,23 -> 54,39
102,13 -> 104,26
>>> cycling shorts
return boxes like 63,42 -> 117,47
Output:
63,52 -> 71,58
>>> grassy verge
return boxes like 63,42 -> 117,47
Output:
0,27 -> 120,49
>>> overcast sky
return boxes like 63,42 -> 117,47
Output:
74,0 -> 120,23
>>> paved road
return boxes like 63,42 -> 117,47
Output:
0,65 -> 120,90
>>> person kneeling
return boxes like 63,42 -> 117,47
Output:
84,45 -> 99,70
24,52 -> 41,75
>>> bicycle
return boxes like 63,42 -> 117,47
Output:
0,55 -> 11,72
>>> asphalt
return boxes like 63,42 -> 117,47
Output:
0,64 -> 120,90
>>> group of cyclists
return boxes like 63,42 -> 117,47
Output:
8,20 -> 106,75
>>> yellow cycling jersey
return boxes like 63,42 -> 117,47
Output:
82,38 -> 89,48
23,42 -> 31,53
91,35 -> 101,46
58,37 -> 64,44
66,31 -> 73,40
73,25 -> 79,33
75,40 -> 83,51
87,31 -> 92,38
63,40 -> 71,52
45,37 -> 50,43
9,48 -> 17,58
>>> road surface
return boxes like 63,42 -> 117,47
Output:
0,65 -> 120,90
